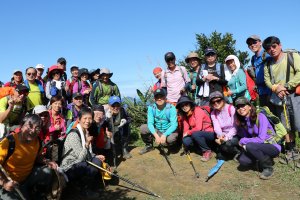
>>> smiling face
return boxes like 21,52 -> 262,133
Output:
189,57 -> 200,69
110,103 -> 121,115
211,98 -> 225,111
51,100 -> 63,113
21,121 -> 41,143
236,104 -> 251,117
247,39 -> 262,53
80,73 -> 89,81
205,53 -> 217,65
13,72 -> 23,83
93,110 -> 104,123
266,43 -> 282,58
79,113 -> 93,130
226,59 -> 236,72
101,74 -> 110,83
180,102 -> 192,113
154,94 -> 166,107
26,68 -> 37,82
73,96 -> 83,107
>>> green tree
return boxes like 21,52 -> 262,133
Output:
181,31 -> 249,68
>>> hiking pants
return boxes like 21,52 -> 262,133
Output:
140,124 -> 178,146
216,136 -> 240,160
239,142 -> 280,166
182,131 -> 215,152
66,157 -> 102,183
0,165 -> 53,200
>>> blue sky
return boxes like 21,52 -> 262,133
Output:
0,0 -> 299,97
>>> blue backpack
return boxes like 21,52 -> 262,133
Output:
50,81 -> 58,96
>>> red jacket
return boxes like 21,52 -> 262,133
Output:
182,106 -> 214,136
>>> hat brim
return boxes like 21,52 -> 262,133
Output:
49,68 -> 64,76
176,100 -> 195,109
100,73 -> 113,78
185,57 -> 201,64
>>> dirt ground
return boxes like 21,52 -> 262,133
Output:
62,146 -> 300,200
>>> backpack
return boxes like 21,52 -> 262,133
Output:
50,81 -> 59,96
2,133 -> 42,164
244,68 -> 258,101
256,106 -> 287,144
95,80 -> 115,102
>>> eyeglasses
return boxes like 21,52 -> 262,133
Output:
247,40 -> 258,46
27,73 -> 36,76
206,53 -> 216,57
236,104 -> 247,109
266,44 -> 278,51
211,98 -> 223,105
53,71 -> 61,74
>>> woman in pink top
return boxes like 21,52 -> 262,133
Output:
73,68 -> 92,105
210,91 -> 240,161
176,95 -> 214,162
48,95 -> 66,140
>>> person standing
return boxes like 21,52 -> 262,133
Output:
4,70 -> 24,88
35,64 -> 46,88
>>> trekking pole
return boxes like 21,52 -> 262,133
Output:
185,151 -> 200,178
110,117 -> 118,169
158,145 -> 176,176
0,164 -> 26,200
86,161 -> 161,198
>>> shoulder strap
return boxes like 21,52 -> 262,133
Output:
179,66 -> 186,83
216,63 -> 221,76
3,134 -> 15,164
165,103 -> 171,121
286,52 -> 295,83
77,80 -> 82,93
110,84 -> 115,96
98,80 -> 103,96
228,104 -> 232,117
164,70 -> 168,87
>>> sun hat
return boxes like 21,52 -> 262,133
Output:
100,68 -> 113,78
32,105 -> 48,114
176,95 -> 195,109
185,52 -> 201,63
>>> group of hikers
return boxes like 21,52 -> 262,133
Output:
0,34 -> 299,199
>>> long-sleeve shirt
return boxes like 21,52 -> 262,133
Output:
160,66 -> 191,103
227,68 -> 248,102
89,80 -> 120,106
72,81 -> 91,95
182,106 -> 214,135
264,52 -> 300,91
211,104 -> 236,141
48,110 -> 66,138
238,113 -> 281,152
147,103 -> 178,136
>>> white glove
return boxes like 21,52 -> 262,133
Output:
118,119 -> 127,128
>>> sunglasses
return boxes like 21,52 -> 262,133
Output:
211,98 -> 223,105
236,104 -> 247,109
27,73 -> 36,76
52,71 -> 61,74
206,53 -> 216,57
266,44 -> 278,51
247,40 -> 258,46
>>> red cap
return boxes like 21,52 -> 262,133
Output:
153,67 -> 162,75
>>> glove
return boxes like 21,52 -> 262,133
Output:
118,119 -> 127,128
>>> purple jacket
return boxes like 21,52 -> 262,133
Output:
238,113 -> 281,152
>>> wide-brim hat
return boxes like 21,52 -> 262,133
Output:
176,95 -> 195,109
78,68 -> 90,78
48,65 -> 64,76
185,52 -> 201,63
89,68 -> 100,76
100,68 -> 113,78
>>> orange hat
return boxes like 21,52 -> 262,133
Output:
153,67 -> 162,75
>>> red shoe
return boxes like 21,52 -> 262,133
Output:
201,150 -> 213,162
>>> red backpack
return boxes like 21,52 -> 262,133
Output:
244,69 -> 258,101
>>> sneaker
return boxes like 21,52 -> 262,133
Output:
201,150 -> 213,162
139,145 -> 154,155
122,148 -> 132,159
259,167 -> 274,180
279,150 -> 300,164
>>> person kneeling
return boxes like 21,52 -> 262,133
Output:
235,97 -> 281,179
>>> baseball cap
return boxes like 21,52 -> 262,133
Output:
13,70 -> 22,74
33,105 -> 48,114
70,65 -> 79,71
92,104 -> 105,113
109,96 -> 121,105
153,88 -> 166,97
153,67 -> 162,75
15,85 -> 29,93
205,47 -> 217,56
246,35 -> 261,44
72,92 -> 82,99
57,57 -> 67,65
209,91 -> 224,102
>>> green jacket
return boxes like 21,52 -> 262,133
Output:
89,80 -> 120,106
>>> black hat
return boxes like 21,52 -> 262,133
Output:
72,92 -> 82,99
70,65 -> 79,72
153,89 -> 166,97
205,47 -> 217,56
209,91 -> 224,102
78,68 -> 89,77
176,95 -> 194,109
235,97 -> 251,107
92,105 -> 105,113
164,52 -> 176,62
15,85 -> 29,93
89,68 -> 100,76
57,57 -> 67,65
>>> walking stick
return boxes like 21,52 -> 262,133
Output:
86,161 -> 161,198
185,151 -> 200,178
158,145 -> 176,176
0,164 -> 26,200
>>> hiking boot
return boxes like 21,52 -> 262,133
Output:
259,167 -> 274,180
139,145 -> 154,155
201,150 -> 213,162
122,148 -> 132,159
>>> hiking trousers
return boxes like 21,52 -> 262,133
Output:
239,142 -> 280,166
182,131 -> 215,152
216,136 -> 240,160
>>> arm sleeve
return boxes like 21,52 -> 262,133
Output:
45,81 -> 51,100
264,64 -> 273,89
0,138 -> 9,165
231,69 -> 247,94
239,114 -> 269,145
164,106 -> 178,136
64,132 -> 88,162
211,111 -> 223,138
147,106 -> 156,134
287,53 -> 300,89
73,82 -> 79,94
160,71 -> 166,88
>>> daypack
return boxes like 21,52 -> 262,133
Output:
95,80 -> 116,102
50,81 -> 59,96
244,68 -> 258,101
256,106 -> 287,144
